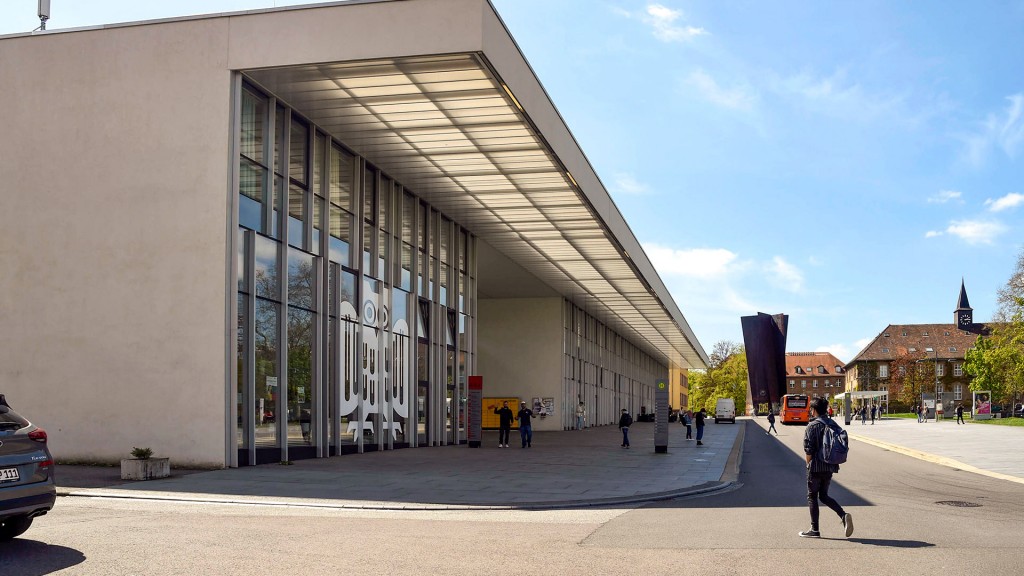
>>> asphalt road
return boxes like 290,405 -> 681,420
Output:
3,420 -> 1022,576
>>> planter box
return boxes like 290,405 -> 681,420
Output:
120,457 -> 170,481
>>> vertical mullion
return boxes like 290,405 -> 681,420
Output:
245,230 -> 257,464
278,108 -> 291,463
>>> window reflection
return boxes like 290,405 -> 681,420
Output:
287,248 -> 315,310
254,299 -> 279,448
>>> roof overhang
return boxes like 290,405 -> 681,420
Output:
236,1 -> 708,370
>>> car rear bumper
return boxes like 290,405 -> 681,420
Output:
0,483 -> 56,521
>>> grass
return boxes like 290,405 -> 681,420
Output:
878,413 -> 1024,426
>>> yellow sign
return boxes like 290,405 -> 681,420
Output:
482,397 -> 520,429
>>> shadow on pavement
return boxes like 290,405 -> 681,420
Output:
0,540 -> 86,574
847,537 -> 935,548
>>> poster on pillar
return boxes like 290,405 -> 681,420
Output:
467,376 -> 482,447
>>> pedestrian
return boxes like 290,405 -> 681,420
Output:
870,404 -> 876,425
576,401 -> 586,430
516,401 -> 534,448
695,408 -> 706,446
618,408 -> 633,448
955,403 -> 965,425
916,405 -> 923,423
767,408 -> 778,435
493,400 -> 514,447
683,410 -> 692,440
799,397 -> 854,539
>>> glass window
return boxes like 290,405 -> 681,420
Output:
363,222 -> 374,275
418,203 -> 427,249
878,364 -> 889,378
312,196 -> 323,256
239,159 -> 265,231
237,229 -> 248,294
288,184 -> 306,249
380,177 -> 392,233
329,206 -> 351,265
401,242 -> 413,291
330,144 -> 354,212
290,119 -> 308,185
402,193 -> 414,244
287,306 -> 314,447
254,298 -> 279,448
954,384 -> 962,400
288,248 -> 316,310
363,167 -> 376,223
363,279 -> 379,326
241,89 -> 266,164
237,293 -> 247,448
313,132 -> 325,197
953,363 -> 963,377
440,217 -> 450,264
340,269 -> 358,315
254,236 -> 280,301
936,363 -> 944,376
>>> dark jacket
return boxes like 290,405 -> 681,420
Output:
494,407 -> 514,428
804,416 -> 840,474
517,408 -> 534,427
695,410 -> 706,427
618,412 -> 633,428
767,411 -> 775,423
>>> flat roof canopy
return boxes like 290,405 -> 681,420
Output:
239,4 -> 707,370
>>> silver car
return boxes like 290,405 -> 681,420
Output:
0,394 -> 56,541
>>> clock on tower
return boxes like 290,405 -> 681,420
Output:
955,280 -> 973,329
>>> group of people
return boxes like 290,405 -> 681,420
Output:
492,400 -> 535,448
676,408 -> 708,445
854,404 -> 880,425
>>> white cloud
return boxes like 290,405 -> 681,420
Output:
928,190 -> 962,204
688,69 -> 757,111
945,219 -> 1007,245
960,93 -> 1024,167
611,173 -> 649,196
644,244 -> 739,279
644,4 -> 708,42
985,192 -> 1024,212
766,256 -> 804,293
815,344 -> 851,363
924,230 -> 943,238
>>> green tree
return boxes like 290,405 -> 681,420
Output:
686,342 -> 748,412
964,246 -> 1024,405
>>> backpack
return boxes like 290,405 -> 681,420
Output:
819,419 -> 849,465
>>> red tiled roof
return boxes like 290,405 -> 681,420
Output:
786,351 -> 846,377
846,323 -> 991,365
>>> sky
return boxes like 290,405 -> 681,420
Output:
3,1 -> 1023,363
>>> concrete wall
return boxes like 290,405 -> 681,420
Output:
477,298 -> 563,432
0,19 -> 233,466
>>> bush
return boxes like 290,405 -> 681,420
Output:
130,447 -> 153,460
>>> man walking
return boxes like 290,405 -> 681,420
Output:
618,408 -> 633,448
516,401 -> 534,448
682,410 -> 692,440
766,408 -> 778,435
800,397 -> 853,539
695,408 -> 706,446
493,400 -> 514,447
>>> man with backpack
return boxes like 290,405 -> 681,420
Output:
800,397 -> 854,539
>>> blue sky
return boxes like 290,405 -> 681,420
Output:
3,1 -> 1023,362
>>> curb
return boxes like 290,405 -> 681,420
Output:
848,433 -> 1024,487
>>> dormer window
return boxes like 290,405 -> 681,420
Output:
835,365 -> 842,373
902,331 -> 907,336
817,365 -> 825,374
882,348 -> 890,353
909,347 -> 917,352
949,347 -> 957,352
923,331 -> 929,336
944,331 -> 950,336
794,366 -> 803,374
884,333 -> 890,337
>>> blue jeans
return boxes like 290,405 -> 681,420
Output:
621,426 -> 630,446
520,424 -> 532,447
576,415 -> 584,430
696,425 -> 704,441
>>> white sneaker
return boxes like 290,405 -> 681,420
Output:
843,513 -> 854,537
498,444 -> 503,448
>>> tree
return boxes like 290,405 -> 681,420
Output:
709,340 -> 742,370
964,247 -> 1024,406
888,351 -> 933,409
994,249 -> 1024,322
687,341 -> 748,412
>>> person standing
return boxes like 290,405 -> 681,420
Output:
767,408 -> 778,435
860,405 -> 867,425
955,403 -> 965,425
618,408 -> 633,448
870,404 -> 876,425
493,400 -> 514,447
516,401 -> 534,448
682,410 -> 693,440
799,397 -> 854,539
576,402 -> 586,430
695,408 -> 706,446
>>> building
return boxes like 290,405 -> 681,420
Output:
784,352 -> 846,399
0,0 -> 708,467
844,281 -> 988,413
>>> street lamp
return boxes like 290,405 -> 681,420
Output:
925,347 -> 938,422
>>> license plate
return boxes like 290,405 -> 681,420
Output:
0,467 -> 20,483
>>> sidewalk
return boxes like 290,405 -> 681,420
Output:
754,416 -> 1024,485
55,421 -> 745,510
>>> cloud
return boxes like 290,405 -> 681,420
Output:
815,344 -> 852,363
644,4 -> 708,42
611,173 -> 649,196
944,219 -> 1007,244
928,190 -> 962,204
688,69 -> 757,111
985,192 -> 1024,212
924,230 -> 943,238
960,93 -> 1024,167
644,244 -> 739,279
766,256 -> 804,293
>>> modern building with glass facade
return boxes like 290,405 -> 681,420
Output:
0,0 -> 709,468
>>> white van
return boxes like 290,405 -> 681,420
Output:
715,398 -> 736,424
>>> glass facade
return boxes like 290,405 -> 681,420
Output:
234,83 -> 476,464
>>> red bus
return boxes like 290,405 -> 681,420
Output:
780,394 -> 811,425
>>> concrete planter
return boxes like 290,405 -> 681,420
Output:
120,457 -> 170,481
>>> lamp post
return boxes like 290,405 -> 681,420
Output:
925,347 -> 938,422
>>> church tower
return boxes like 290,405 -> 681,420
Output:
955,279 -> 973,330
